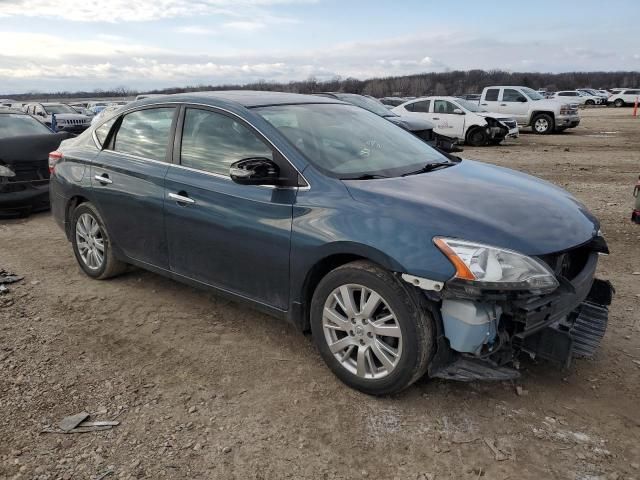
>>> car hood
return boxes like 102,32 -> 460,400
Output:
476,112 -> 515,121
386,114 -> 434,132
343,159 -> 598,256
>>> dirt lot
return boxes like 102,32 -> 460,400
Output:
1,108 -> 639,480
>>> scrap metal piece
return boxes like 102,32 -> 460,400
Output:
58,412 -> 90,431
401,273 -> 444,292
0,270 -> 23,285
431,357 -> 520,381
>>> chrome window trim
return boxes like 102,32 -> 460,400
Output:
93,100 -> 311,190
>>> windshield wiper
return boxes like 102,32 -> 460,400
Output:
401,162 -> 455,177
341,173 -> 390,180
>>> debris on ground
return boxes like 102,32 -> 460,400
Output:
483,437 -> 512,461
41,412 -> 120,434
0,269 -> 23,284
516,385 -> 529,396
0,270 -> 23,294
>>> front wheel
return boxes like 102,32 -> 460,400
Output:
614,99 -> 625,108
310,261 -> 434,395
71,202 -> 127,279
585,99 -> 595,106
532,114 -> 554,134
465,127 -> 489,146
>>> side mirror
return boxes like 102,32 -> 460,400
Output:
518,96 -> 528,102
453,108 -> 464,115
230,157 -> 281,186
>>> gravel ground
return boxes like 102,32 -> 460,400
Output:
1,108 -> 639,480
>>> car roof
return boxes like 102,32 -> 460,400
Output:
135,90 -> 346,109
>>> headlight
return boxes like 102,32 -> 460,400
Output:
434,237 -> 559,292
0,165 -> 16,178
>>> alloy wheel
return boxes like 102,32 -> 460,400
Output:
322,284 -> 403,379
534,117 -> 549,133
75,212 -> 105,270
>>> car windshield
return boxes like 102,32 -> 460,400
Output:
521,87 -> 544,101
335,94 -> 396,117
44,104 -> 76,114
256,103 -> 449,179
0,114 -> 51,138
456,99 -> 484,112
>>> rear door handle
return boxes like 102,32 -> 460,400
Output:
480,103 -> 488,106
500,103 -> 507,106
168,192 -> 196,205
94,174 -> 112,185
432,117 -> 440,120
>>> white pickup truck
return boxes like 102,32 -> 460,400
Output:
478,86 -> 580,134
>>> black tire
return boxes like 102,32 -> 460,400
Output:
614,99 -> 625,108
585,99 -> 595,106
71,202 -> 127,280
310,260 -> 434,395
465,127 -> 489,146
531,113 -> 554,134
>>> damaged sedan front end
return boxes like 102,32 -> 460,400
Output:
404,235 -> 613,381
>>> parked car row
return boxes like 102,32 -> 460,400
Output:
47,91 -> 613,395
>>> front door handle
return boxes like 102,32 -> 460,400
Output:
480,103 -> 488,106
94,174 -> 112,185
168,192 -> 196,205
432,117 -> 440,120
500,103 -> 507,106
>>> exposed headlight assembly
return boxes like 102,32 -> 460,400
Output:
434,237 -> 559,293
0,164 -> 16,178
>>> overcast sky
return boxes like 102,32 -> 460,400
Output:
1,0 -> 639,94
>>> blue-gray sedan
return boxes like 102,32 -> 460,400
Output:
49,91 -> 613,394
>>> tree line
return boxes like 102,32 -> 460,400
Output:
7,70 -> 640,101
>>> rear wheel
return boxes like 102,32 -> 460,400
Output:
614,98 -> 625,108
71,202 -> 127,279
532,113 -> 554,134
465,127 -> 489,146
310,260 -> 434,395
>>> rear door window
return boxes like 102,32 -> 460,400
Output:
180,108 -> 273,177
112,107 -> 175,162
484,89 -> 499,101
407,100 -> 430,113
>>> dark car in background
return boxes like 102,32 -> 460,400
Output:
0,109 -> 68,216
315,93 -> 461,153
50,91 -> 612,395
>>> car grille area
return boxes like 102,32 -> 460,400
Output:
570,302 -> 608,358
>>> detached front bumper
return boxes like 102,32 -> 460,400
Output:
426,238 -> 613,381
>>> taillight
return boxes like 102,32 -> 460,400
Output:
48,150 -> 63,174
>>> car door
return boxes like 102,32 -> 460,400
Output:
90,106 -> 177,269
498,88 -> 529,124
480,87 -> 501,112
164,106 -> 295,309
430,99 -> 465,140
624,90 -> 639,104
